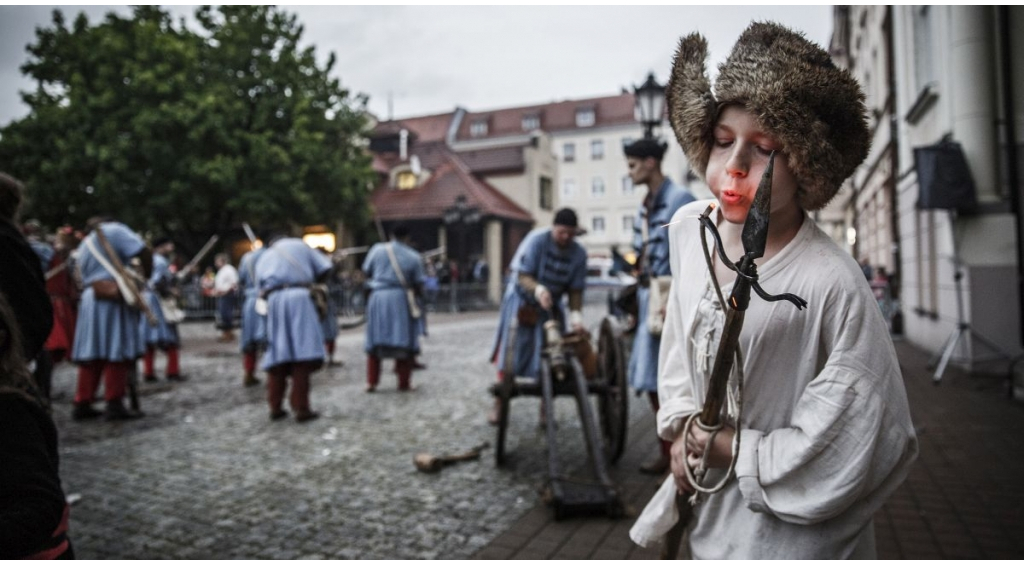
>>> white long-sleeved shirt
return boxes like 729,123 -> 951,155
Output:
214,264 -> 239,295
630,200 -> 918,559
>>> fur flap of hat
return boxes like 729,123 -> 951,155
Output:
667,21 -> 870,211
666,32 -> 716,181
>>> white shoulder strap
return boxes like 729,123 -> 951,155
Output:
385,243 -> 410,289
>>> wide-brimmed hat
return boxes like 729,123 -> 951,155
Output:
623,138 -> 668,161
666,21 -> 870,210
553,207 -> 586,236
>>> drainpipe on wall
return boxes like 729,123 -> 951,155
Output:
998,6 -> 1024,345
886,5 -> 904,316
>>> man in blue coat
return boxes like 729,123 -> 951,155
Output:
624,137 -> 695,474
488,208 -> 588,424
140,237 -> 185,383
363,224 -> 425,392
255,235 -> 333,422
71,218 -> 152,421
238,244 -> 268,387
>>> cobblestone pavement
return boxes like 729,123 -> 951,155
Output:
50,302 -> 648,559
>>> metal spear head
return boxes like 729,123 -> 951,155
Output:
741,151 -> 775,259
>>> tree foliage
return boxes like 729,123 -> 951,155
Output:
0,6 -> 373,250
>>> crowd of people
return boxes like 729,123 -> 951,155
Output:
1,19 -> 920,560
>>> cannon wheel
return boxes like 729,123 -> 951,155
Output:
597,316 -> 629,462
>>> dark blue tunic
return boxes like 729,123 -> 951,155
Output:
491,229 -> 587,378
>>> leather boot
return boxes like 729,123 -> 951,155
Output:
73,402 -> 103,421
243,372 -> 261,387
105,399 -> 144,421
396,359 -> 413,391
366,355 -> 381,392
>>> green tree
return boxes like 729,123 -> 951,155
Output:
0,5 -> 373,252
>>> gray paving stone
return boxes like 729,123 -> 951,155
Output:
54,306 -> 630,558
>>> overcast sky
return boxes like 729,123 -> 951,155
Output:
0,5 -> 834,127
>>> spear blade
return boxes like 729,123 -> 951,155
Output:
741,151 -> 775,259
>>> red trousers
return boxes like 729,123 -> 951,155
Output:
75,360 -> 132,403
243,351 -> 257,376
266,361 -> 320,415
367,355 -> 412,390
142,346 -> 179,376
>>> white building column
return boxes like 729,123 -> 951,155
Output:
950,5 -> 999,203
485,220 -> 502,304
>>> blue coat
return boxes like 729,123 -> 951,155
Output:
238,247 -> 268,352
491,228 -> 587,379
140,253 -> 180,348
71,222 -> 147,363
627,178 -> 695,392
256,239 -> 332,369
363,241 -> 424,358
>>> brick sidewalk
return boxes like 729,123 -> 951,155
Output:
473,339 -> 1024,559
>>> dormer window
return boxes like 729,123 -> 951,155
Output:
470,119 -> 489,137
522,114 -> 540,131
575,107 -> 595,127
396,171 -> 417,190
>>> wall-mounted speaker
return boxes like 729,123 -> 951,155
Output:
913,141 -> 979,212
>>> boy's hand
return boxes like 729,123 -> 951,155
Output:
670,436 -> 696,495
670,422 -> 736,494
685,423 -> 735,469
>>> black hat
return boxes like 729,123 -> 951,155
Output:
623,138 -> 668,160
553,208 -> 578,228
391,223 -> 410,239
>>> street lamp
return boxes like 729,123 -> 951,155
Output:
442,194 -> 481,312
634,72 -> 666,139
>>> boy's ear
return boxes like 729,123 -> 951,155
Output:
666,32 -> 717,183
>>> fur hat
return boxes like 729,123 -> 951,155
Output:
666,21 -> 870,210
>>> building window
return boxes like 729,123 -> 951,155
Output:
563,142 -> 575,163
591,177 -> 605,197
396,171 -> 417,190
522,114 -> 540,131
622,215 -> 634,234
470,119 -> 489,137
622,175 -> 634,195
575,108 -> 595,127
591,139 -> 604,160
562,178 -> 576,199
592,216 -> 606,233
622,137 -> 634,150
539,176 -> 553,210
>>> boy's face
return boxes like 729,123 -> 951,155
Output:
705,105 -> 800,225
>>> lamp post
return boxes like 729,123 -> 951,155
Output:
634,72 -> 666,140
442,194 -> 481,312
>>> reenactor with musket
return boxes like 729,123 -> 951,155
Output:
70,217 -> 153,421
362,224 -> 425,393
140,236 -> 186,383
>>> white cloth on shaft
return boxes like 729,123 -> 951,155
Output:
629,200 -> 918,559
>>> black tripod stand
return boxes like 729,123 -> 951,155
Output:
930,209 -> 1016,383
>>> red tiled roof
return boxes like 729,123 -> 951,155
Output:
372,112 -> 455,143
369,144 -> 533,223
455,93 -> 636,141
456,145 -> 525,174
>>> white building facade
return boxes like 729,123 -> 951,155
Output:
835,5 -> 1024,371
